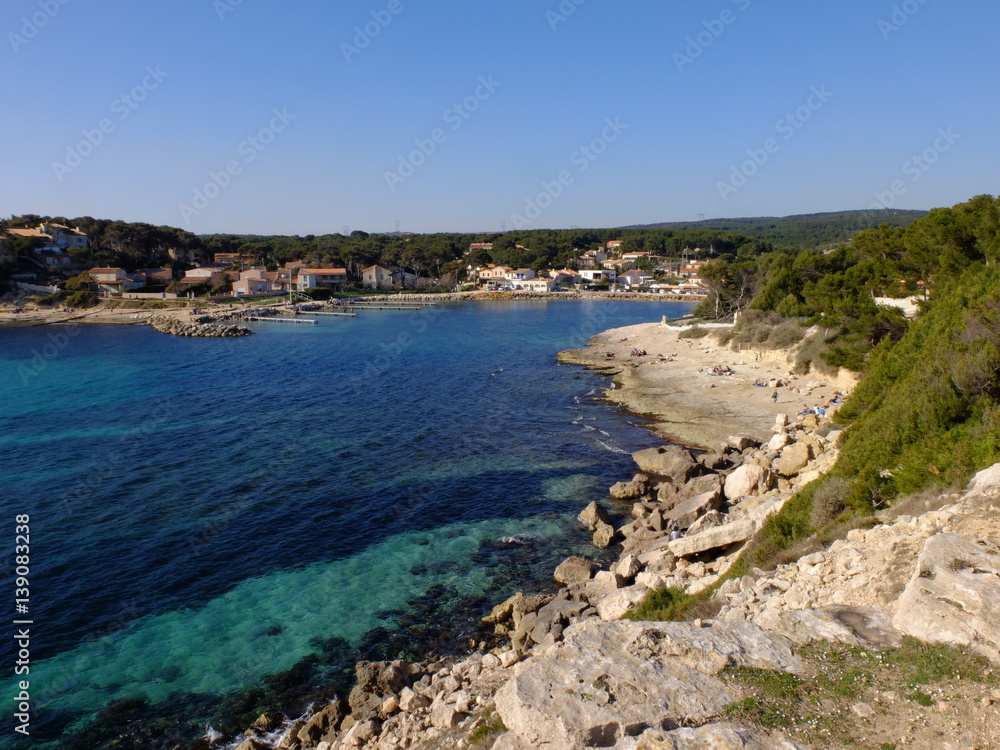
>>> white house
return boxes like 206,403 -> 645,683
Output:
618,270 -> 653,290
579,269 -> 617,284
505,268 -> 536,281
512,277 -> 555,292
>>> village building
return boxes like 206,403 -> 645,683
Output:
578,268 -> 617,285
297,268 -> 348,291
618,269 -> 654,290
512,277 -> 556,292
89,267 -> 140,296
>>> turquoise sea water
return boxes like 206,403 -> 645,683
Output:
0,299 -> 692,748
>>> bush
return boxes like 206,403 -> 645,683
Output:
794,330 -> 840,376
302,287 -> 332,300
766,321 -> 807,349
66,291 -> 99,307
678,325 -> 711,340
625,587 -> 695,622
810,477 -> 852,530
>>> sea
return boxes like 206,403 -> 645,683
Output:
0,298 -> 694,749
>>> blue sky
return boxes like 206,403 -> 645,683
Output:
2,0 -> 998,234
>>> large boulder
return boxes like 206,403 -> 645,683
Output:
494,619 -> 803,750
297,700 -> 347,746
891,533 -> 1000,662
724,464 -> 776,501
609,480 -> 648,500
554,556 -> 595,585
757,606 -> 903,650
776,442 -> 813,477
668,520 -> 756,558
593,521 -> 616,549
632,446 -> 699,481
671,490 -> 724,530
578,501 -> 611,531
596,584 -> 649,621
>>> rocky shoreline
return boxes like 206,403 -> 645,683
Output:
215,324 -> 1000,750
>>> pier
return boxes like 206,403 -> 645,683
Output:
247,316 -> 317,324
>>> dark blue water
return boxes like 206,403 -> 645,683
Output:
0,299 -> 692,747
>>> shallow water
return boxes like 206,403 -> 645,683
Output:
0,299 -> 693,747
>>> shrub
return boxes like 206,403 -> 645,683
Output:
766,321 -> 807,349
794,330 -> 840,376
66,291 -> 99,307
678,325 -> 711,340
810,477 -> 852,530
625,586 -> 695,622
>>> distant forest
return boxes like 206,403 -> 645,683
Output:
630,209 -> 927,250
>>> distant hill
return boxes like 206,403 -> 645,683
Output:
627,209 -> 928,250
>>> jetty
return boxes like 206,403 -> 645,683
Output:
246,316 -> 317,324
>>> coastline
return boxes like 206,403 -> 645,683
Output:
0,289 -> 704,329
558,320 -> 857,450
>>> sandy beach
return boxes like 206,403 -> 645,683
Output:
559,321 -> 857,450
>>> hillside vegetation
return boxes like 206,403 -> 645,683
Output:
717,194 -> 1000,569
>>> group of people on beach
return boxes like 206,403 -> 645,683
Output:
709,364 -> 732,376
630,348 -> 647,357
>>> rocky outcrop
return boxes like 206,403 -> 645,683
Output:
892,532 -> 1000,662
494,619 -> 803,750
631,445 -> 699,481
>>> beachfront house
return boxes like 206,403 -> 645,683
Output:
478,265 -> 513,285
89,267 -> 140,296
297,268 -> 348,291
505,268 -> 536,282
176,267 -> 230,294
265,269 -> 293,292
513,277 -> 556,292
232,269 -> 273,297
619,270 -> 654,290
579,269 -> 617,285
362,265 -> 396,290
549,269 -> 581,287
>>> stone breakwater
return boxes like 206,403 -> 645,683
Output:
146,314 -> 253,338
232,406 -> 1000,750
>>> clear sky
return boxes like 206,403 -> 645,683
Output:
3,0 -> 998,235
